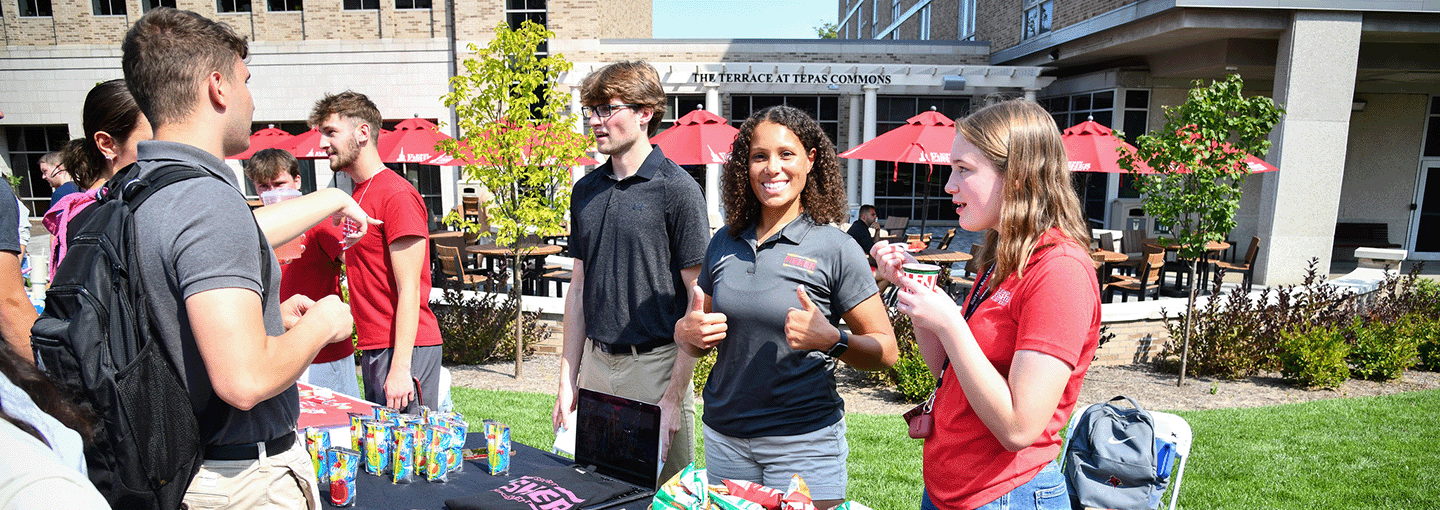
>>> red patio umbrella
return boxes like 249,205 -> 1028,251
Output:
839,109 -> 957,230
378,117 -> 453,164
650,109 -> 739,165
227,125 -> 296,160
279,127 -> 329,159
1061,119 -> 1153,174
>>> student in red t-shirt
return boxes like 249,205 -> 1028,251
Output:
872,100 -> 1101,510
245,148 -> 358,398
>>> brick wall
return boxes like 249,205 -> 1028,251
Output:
974,0 -> 1019,51
557,44 -> 990,65
1092,317 -> 1171,366
1052,0 -> 1137,31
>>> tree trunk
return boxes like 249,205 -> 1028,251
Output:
514,251 -> 523,377
1177,258 -> 1199,386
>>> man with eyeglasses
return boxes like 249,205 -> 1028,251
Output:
554,61 -> 709,484
39,151 -> 77,214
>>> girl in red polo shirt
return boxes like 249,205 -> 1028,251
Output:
872,100 -> 1101,510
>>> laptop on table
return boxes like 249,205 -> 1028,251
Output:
572,388 -> 663,509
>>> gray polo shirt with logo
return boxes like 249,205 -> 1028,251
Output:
698,214 -> 877,438
132,141 -> 291,447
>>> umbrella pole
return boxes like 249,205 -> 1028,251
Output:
918,163 -> 933,233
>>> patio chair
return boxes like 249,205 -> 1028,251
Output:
436,244 -> 488,292
1064,404 -> 1193,510
1114,229 -> 1146,276
936,228 -> 957,251
1214,236 -> 1261,293
1098,232 -> 1117,253
1105,246 -> 1165,302
946,243 -> 984,298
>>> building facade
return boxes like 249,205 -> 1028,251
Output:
841,0 -> 1440,284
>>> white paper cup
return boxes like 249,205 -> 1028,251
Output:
901,263 -> 941,291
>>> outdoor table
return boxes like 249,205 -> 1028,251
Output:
1143,238 -> 1231,295
466,243 -> 564,295
910,249 -> 973,287
1090,250 -> 1127,301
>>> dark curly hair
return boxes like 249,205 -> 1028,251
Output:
721,105 -> 847,236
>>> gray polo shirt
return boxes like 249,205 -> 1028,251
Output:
569,146 -> 709,346
698,214 -> 877,438
0,183 -> 19,254
131,141 -> 291,446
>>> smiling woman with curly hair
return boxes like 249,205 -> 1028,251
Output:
676,105 -> 897,508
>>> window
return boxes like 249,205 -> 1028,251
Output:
142,0 -> 176,12
870,96 -> 971,222
343,0 -> 378,9
1426,96 -> 1440,157
507,0 -> 546,29
871,0 -> 877,26
4,125 -> 71,216
20,0 -> 51,16
93,0 -> 125,16
918,5 -> 930,40
267,0 -> 301,11
1042,90 -> 1126,221
1022,0 -> 1052,40
891,0 -> 900,24
1118,90 -> 1150,199
730,96 -> 841,150
217,0 -> 251,13
957,0 -> 976,40
395,0 -> 430,9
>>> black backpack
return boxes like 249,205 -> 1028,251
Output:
31,164 -> 215,510
1062,396 -> 1176,510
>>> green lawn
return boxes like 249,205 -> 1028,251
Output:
452,387 -> 1440,510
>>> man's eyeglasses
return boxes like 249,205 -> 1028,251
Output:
581,104 -> 641,119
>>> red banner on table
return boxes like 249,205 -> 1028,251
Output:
297,382 -> 376,429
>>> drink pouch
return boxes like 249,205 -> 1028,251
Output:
304,427 -> 330,483
373,406 -> 398,424
447,418 -> 469,474
484,421 -> 510,476
363,421 -> 392,476
391,426 -> 415,484
425,424 -> 452,483
348,414 -> 371,452
327,447 -> 360,507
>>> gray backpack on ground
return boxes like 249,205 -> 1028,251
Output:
1062,396 -> 1175,510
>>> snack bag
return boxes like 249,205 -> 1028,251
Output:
348,414 -> 370,452
710,493 -> 766,510
833,502 -> 874,510
304,427 -> 330,484
363,420 -> 391,476
484,421 -> 510,476
327,447 -> 360,507
425,424 -> 452,483
781,475 -> 816,510
652,464 -> 708,510
724,480 -> 784,510
391,426 -> 415,484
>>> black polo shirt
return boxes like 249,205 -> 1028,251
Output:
698,214 -> 877,438
569,146 -> 710,346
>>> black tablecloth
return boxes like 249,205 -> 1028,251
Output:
335,433 -> 616,509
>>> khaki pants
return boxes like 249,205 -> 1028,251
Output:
182,436 -> 318,510
579,340 -> 695,484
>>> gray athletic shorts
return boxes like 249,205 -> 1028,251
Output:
702,418 -> 849,501
359,344 -> 442,414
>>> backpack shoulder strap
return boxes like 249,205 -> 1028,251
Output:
120,164 -> 215,209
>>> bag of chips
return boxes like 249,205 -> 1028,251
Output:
724,480 -> 783,510
781,475 -> 816,510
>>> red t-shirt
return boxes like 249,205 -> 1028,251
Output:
923,228 -> 1100,509
345,169 -> 443,351
279,221 -> 352,364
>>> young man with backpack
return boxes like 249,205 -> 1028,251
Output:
111,8 -> 372,508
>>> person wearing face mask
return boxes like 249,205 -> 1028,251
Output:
871,100 -> 1100,510
46,79 -> 154,283
676,105 -> 897,510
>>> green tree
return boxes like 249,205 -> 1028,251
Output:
441,20 -> 590,376
1118,74 -> 1283,385
815,22 -> 839,39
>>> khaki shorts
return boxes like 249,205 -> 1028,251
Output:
579,339 -> 695,485
183,435 -> 318,510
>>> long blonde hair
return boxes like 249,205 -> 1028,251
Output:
958,100 -> 1091,285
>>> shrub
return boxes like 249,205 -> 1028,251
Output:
1276,326 -> 1349,388
435,288 -> 550,364
692,349 -> 717,395
882,309 -> 937,402
1417,324 -> 1440,372
1349,316 -> 1420,381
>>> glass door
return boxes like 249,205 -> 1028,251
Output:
1411,163 -> 1440,259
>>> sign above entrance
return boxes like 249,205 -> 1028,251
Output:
688,72 -> 893,85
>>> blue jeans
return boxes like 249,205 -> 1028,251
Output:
921,460 -> 1068,510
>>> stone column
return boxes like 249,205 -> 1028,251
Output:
862,84 -> 879,207
847,92 -> 862,211
1255,11 -> 1362,285
1023,88 -> 1038,101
